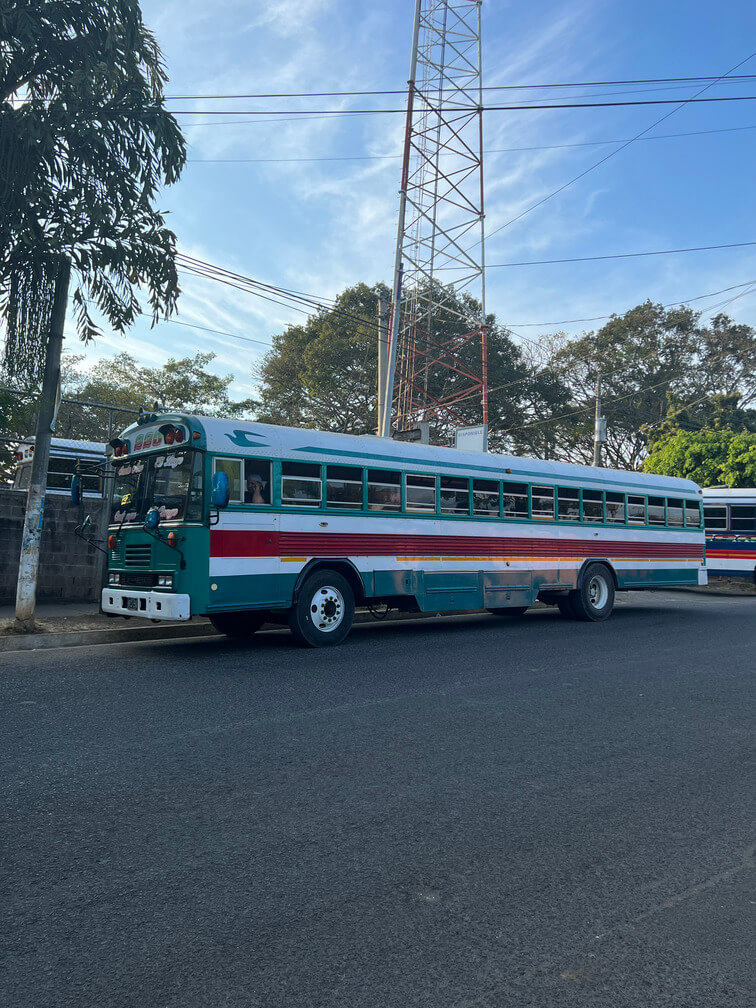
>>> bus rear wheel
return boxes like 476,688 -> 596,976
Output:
566,564 -> 615,622
289,570 -> 355,647
209,611 -> 269,638
487,606 -> 529,618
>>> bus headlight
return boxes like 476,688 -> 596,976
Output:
156,574 -> 173,588
109,573 -> 121,585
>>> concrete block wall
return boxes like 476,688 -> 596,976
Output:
0,489 -> 106,604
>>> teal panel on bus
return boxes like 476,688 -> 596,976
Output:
206,572 -> 298,613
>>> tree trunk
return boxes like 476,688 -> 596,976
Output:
14,257 -> 71,631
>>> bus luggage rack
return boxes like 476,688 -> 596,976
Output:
124,544 -> 152,568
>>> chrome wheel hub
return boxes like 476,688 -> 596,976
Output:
309,586 -> 344,632
588,575 -> 609,609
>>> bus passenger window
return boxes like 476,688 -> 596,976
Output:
326,465 -> 363,509
557,487 -> 580,520
648,496 -> 665,525
685,500 -> 701,528
406,474 -> 436,513
667,498 -> 684,527
531,486 -> 555,520
628,495 -> 646,525
282,461 -> 322,507
729,505 -> 756,531
214,457 -> 243,503
473,479 -> 499,516
244,459 -> 271,504
703,505 -> 727,530
502,482 -> 528,519
440,477 -> 470,515
606,492 -> 625,523
582,489 -> 603,522
368,469 -> 401,510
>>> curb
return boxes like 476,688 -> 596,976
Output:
0,608 -> 478,655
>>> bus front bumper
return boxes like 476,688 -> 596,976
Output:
101,588 -> 191,621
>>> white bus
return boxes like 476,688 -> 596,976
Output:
703,488 -> 756,584
100,413 -> 707,646
14,437 -> 106,497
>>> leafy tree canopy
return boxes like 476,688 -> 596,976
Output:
1,0 -> 186,382
643,428 -> 756,487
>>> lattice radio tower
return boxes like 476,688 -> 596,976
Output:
380,0 -> 487,441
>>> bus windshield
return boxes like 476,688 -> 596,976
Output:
111,450 -> 204,524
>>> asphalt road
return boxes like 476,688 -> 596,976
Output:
1,591 -> 754,1008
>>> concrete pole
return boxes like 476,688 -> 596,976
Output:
592,371 -> 604,468
14,256 -> 70,630
377,290 -> 389,433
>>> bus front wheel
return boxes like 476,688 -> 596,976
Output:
566,564 -> 615,622
289,570 -> 355,647
209,611 -> 269,638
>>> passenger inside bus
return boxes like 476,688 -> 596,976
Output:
244,459 -> 271,504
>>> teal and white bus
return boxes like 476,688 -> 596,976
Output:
100,413 -> 707,646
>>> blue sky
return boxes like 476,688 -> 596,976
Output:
68,0 -> 756,401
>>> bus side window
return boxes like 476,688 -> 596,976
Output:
729,505 -> 756,531
282,461 -> 322,507
531,486 -> 555,520
648,496 -> 666,525
473,479 -> 499,517
557,487 -> 580,520
440,477 -> 470,515
326,465 -> 363,509
582,489 -> 603,522
214,457 -> 243,503
406,473 -> 436,513
606,491 -> 625,523
244,459 -> 272,504
368,469 -> 400,511
703,505 -> 727,530
667,498 -> 684,527
685,500 -> 701,528
502,482 -> 528,518
628,495 -> 646,525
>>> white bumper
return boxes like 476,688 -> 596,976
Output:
101,588 -> 191,621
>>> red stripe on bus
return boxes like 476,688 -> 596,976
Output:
209,529 -> 703,560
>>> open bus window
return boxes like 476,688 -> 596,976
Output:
628,495 -> 647,525
368,469 -> 400,511
606,492 -> 625,523
582,489 -> 603,522
531,486 -> 555,520
282,461 -> 322,507
667,498 -> 684,527
557,487 -> 580,520
244,459 -> 271,504
648,496 -> 665,525
685,500 -> 701,528
703,505 -> 727,530
440,476 -> 469,515
214,458 -> 243,503
502,482 -> 528,519
729,505 -> 756,531
326,465 -> 363,509
473,479 -> 499,516
406,473 -> 436,513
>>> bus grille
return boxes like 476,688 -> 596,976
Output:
124,544 -> 152,568
121,572 -> 157,587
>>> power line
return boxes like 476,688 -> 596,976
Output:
186,124 -> 756,162
482,50 -> 756,242
484,241 -> 756,269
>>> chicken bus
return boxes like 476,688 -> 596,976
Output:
96,412 -> 707,647
703,488 -> 756,584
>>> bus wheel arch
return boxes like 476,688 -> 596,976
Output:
564,560 -> 617,622
293,558 -> 366,608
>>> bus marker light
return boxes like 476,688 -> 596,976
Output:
108,535 -> 116,550
167,532 -> 178,548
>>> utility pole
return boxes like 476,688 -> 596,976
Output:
593,371 -> 607,467
14,256 -> 71,631
377,289 -> 390,434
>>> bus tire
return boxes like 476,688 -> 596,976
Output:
209,611 -> 269,638
556,595 -> 578,619
569,564 -> 615,622
487,606 -> 529,618
289,570 -> 355,647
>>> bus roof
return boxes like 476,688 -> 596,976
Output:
702,487 -> 756,503
18,436 -> 106,457
120,414 -> 702,497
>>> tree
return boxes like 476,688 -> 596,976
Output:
256,282 -> 569,447
1,0 -> 186,628
643,428 -> 756,487
56,351 -> 255,440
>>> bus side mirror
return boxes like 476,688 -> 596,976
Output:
211,471 -> 230,509
70,475 -> 81,505
144,507 -> 160,530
